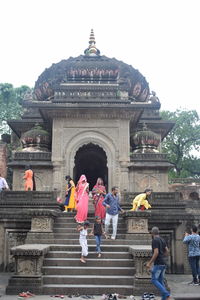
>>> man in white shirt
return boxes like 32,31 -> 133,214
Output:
0,174 -> 9,191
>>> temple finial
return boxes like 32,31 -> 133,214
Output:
84,29 -> 100,56
89,29 -> 96,46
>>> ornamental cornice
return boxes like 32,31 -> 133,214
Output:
42,109 -> 142,121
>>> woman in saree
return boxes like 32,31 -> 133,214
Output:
92,177 -> 106,220
75,174 -> 89,223
64,175 -> 76,212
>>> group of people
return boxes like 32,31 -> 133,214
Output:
64,175 -> 109,223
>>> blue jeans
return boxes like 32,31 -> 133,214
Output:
188,256 -> 200,282
151,265 -> 170,300
95,235 -> 101,253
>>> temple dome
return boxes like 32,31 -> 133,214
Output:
131,123 -> 160,153
33,30 -> 150,102
20,124 -> 50,152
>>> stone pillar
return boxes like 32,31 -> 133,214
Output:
123,210 -> 152,243
26,210 -> 57,243
129,246 -> 158,294
6,244 -> 50,294
118,119 -> 130,191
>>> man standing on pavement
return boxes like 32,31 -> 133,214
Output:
183,225 -> 200,285
103,186 -> 123,240
146,226 -> 171,300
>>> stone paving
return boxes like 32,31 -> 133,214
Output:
0,273 -> 200,300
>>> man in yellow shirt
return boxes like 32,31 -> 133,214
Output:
130,189 -> 152,211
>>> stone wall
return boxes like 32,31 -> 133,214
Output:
12,167 -> 53,191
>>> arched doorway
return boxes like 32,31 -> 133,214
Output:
74,143 -> 108,190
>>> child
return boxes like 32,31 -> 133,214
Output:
90,216 -> 104,258
77,220 -> 90,263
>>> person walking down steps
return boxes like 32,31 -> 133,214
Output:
103,186 -> 124,240
77,220 -> 90,263
90,216 -> 105,257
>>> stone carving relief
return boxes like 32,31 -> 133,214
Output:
135,173 -> 160,191
17,258 -> 35,275
31,217 -> 52,232
127,218 -> 148,233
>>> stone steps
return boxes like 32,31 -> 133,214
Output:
43,257 -> 134,267
51,239 -> 140,245
43,274 -> 134,285
46,251 -> 131,259
42,266 -> 135,276
53,228 -> 126,233
41,215 -> 135,295
42,284 -> 134,295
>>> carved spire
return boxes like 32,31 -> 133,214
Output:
84,29 -> 100,56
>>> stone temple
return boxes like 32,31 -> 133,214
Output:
0,30 -> 199,296
9,29 -> 174,194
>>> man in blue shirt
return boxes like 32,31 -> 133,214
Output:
183,225 -> 200,285
103,186 -> 123,240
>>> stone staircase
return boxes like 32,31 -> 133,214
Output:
42,213 -> 136,295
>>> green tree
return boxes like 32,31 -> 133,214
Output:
0,83 -> 32,134
161,109 -> 200,178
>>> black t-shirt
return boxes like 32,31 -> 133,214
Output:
152,236 -> 167,265
94,223 -> 103,236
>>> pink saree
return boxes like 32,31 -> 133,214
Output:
75,175 -> 89,223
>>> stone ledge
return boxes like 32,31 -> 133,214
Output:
129,245 -> 151,258
11,244 -> 50,256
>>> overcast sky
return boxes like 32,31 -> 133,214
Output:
0,0 -> 199,112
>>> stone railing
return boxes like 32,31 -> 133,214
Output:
6,244 -> 50,294
13,152 -> 51,161
169,178 -> 200,184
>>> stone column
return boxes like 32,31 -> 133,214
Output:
118,119 -> 130,191
129,246 -> 158,294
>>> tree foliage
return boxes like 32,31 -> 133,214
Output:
0,83 -> 32,134
161,109 -> 200,178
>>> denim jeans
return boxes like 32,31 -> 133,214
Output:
151,265 -> 170,300
95,235 -> 102,253
188,256 -> 200,282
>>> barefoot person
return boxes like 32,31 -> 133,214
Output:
77,220 -> 90,263
103,186 -> 123,240
146,226 -> 171,300
130,188 -> 152,211
75,175 -> 89,223
90,216 -> 105,257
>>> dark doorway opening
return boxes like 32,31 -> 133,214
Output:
74,143 -> 108,190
